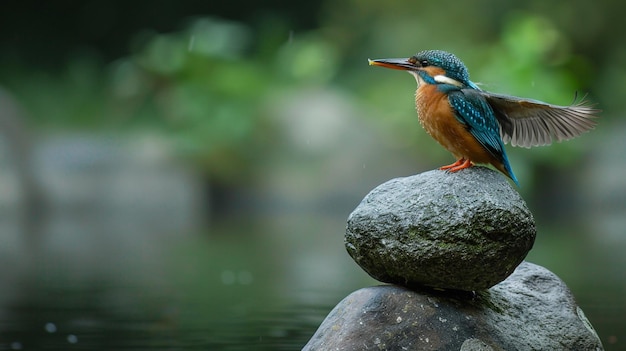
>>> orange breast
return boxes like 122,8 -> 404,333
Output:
415,85 -> 499,166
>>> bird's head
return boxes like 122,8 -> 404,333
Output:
369,50 -> 478,89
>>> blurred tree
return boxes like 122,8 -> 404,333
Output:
110,17 -> 274,183
0,0 -> 323,69
0,1 -> 613,207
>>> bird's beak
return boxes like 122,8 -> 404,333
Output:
368,58 -> 417,71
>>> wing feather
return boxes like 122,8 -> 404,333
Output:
483,92 -> 599,148
448,90 -> 506,161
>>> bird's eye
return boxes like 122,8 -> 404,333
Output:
420,60 -> 429,67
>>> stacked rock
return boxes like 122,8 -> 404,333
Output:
303,167 -> 604,351
345,166 -> 535,291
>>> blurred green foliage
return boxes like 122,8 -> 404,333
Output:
1,16 -> 345,182
113,17 -> 276,181
0,5 -> 606,184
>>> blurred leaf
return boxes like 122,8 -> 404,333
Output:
275,35 -> 339,84
186,17 -> 251,59
138,33 -> 187,75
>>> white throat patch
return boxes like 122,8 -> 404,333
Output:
433,75 -> 463,87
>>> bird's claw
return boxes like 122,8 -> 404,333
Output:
440,159 -> 473,172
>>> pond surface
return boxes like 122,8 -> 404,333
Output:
0,215 -> 623,350
0,215 -> 375,350
0,278 -> 330,350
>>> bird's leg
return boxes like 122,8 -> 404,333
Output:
446,158 -> 473,172
440,158 -> 466,171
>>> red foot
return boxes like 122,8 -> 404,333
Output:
440,159 -> 473,173
439,158 -> 465,170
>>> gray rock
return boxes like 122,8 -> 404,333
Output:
302,261 -> 604,351
345,167 -> 536,291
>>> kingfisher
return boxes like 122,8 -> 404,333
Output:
368,50 -> 598,186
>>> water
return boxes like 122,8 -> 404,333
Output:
0,280 -> 326,350
0,215 -> 623,350
0,215 -> 373,350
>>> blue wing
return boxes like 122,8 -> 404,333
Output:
447,89 -> 519,186
447,89 -> 507,162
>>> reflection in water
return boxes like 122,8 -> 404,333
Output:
0,215 -> 625,350
1,288 -> 326,350
0,216 -> 367,350
0,132 -> 366,350
1,213 -> 625,351
1,218 -> 625,350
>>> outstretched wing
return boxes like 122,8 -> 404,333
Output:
482,92 -> 599,148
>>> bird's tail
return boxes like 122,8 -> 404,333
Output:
496,158 -> 520,187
